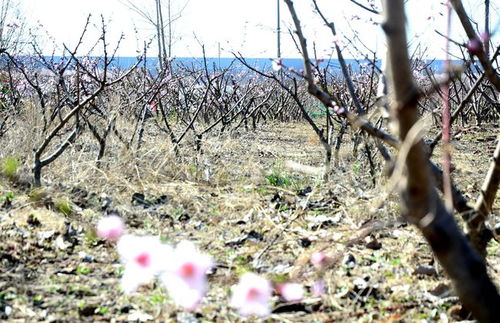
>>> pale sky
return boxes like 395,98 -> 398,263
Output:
19,0 -> 499,59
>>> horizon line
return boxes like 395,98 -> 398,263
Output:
30,55 -> 450,61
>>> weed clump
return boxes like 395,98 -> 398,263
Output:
266,163 -> 292,187
28,187 -> 47,202
1,156 -> 19,180
55,197 -> 73,216
0,191 -> 14,202
265,163 -> 306,190
266,172 -> 292,187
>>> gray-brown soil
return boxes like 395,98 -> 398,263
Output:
0,121 -> 498,322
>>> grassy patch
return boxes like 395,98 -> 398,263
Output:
150,295 -> 166,304
55,197 -> 73,216
266,172 -> 292,187
265,163 -> 306,190
0,191 -> 14,202
28,187 -> 47,202
1,156 -> 19,180
76,265 -> 92,275
96,307 -> 109,315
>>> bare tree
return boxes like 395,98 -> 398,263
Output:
0,0 -> 27,54
450,0 -> 500,90
282,0 -> 499,320
381,1 -> 499,320
120,0 -> 189,70
5,16 -> 140,186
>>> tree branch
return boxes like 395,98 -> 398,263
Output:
382,1 -> 499,320
450,0 -> 500,91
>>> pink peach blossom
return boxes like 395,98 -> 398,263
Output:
117,235 -> 172,293
230,273 -> 272,317
161,240 -> 214,311
278,283 -> 304,302
312,279 -> 326,297
310,251 -> 327,267
96,215 -> 125,241
333,105 -> 345,115
467,38 -> 482,55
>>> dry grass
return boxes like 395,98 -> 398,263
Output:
0,105 -> 498,321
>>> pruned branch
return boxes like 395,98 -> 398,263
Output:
280,1 -> 473,221
382,1 -> 499,321
475,138 -> 500,221
312,0 -> 365,115
429,45 -> 500,151
450,0 -> 500,91
348,0 -> 380,14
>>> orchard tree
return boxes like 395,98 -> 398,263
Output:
0,0 -> 28,54
120,0 -> 189,71
280,0 -> 499,321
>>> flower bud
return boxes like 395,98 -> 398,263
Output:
466,38 -> 482,56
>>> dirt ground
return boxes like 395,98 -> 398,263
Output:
0,120 -> 498,322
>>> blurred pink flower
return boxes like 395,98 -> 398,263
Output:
161,240 -> 214,311
117,235 -> 172,293
96,215 -> 125,241
334,105 -> 345,115
330,102 -> 346,116
272,58 -> 282,72
146,101 -> 157,112
230,273 -> 272,317
310,251 -> 326,267
278,283 -> 304,302
312,279 -> 326,297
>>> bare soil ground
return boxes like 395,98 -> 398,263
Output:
0,121 -> 498,322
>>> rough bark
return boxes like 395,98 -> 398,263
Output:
382,1 -> 499,321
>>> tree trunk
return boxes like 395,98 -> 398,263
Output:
382,1 -> 499,321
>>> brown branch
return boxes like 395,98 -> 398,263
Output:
475,138 -> 500,220
450,0 -> 500,91
348,0 -> 380,14
382,1 -> 499,321
32,51 -> 139,186
283,0 -> 472,220
430,72 -> 486,151
174,83 -> 211,146
430,45 -> 500,151
312,0 -> 365,115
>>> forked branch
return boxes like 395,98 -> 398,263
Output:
450,0 -> 500,91
382,0 -> 499,320
282,0 -> 472,220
